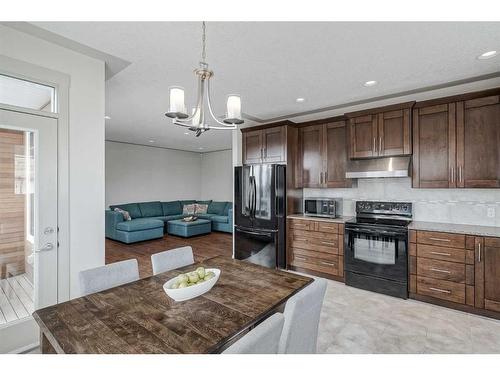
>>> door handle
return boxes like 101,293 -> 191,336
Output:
44,227 -> 55,235
37,243 -> 54,252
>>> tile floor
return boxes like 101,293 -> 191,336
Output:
317,279 -> 500,354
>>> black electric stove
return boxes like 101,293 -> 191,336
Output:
344,201 -> 412,299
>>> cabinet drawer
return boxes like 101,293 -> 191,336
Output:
416,276 -> 465,304
417,244 -> 465,263
288,220 -> 313,231
417,258 -> 465,283
416,231 -> 465,248
291,247 -> 338,262
289,236 -> 339,255
316,222 -> 339,234
290,229 -> 338,241
290,249 -> 339,276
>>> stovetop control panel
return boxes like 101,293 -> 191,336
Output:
356,201 -> 412,216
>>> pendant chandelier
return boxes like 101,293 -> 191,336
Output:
165,22 -> 244,137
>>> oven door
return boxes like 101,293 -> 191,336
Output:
345,226 -> 407,282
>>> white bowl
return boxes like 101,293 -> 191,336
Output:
163,268 -> 220,302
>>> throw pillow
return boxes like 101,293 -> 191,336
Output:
195,203 -> 208,214
182,204 -> 196,216
114,207 -> 131,221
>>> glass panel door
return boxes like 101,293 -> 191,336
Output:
0,109 -> 57,353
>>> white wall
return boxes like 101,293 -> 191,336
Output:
200,150 -> 233,202
305,178 -> 500,227
1,25 -> 106,298
105,141 -> 202,206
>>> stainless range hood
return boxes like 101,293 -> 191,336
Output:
346,156 -> 411,179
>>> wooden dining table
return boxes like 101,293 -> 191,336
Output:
33,256 -> 312,353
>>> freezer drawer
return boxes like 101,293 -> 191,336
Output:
234,226 -> 278,269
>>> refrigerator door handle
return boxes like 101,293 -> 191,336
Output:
252,176 -> 257,218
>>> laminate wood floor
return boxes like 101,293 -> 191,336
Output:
105,232 -> 233,278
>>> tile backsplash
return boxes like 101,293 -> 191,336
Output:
304,178 -> 500,227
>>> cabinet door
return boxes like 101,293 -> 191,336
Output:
456,96 -> 500,188
377,109 -> 411,156
242,130 -> 263,164
475,237 -> 500,312
324,121 -> 352,188
412,103 -> 457,188
300,125 -> 324,188
349,115 -> 378,158
263,126 -> 286,163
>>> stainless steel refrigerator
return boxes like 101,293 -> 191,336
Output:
234,164 -> 286,269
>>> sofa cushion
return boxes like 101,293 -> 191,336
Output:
195,203 -> 208,214
116,218 -> 164,232
162,201 -> 182,216
223,202 -> 232,216
138,201 -> 163,217
152,215 -> 185,222
110,203 -> 142,219
211,215 -> 229,224
208,201 -> 227,215
197,200 -> 212,205
197,213 -> 215,220
183,204 -> 196,215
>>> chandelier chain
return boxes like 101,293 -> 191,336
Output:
201,21 -> 206,62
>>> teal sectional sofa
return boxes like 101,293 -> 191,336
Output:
105,200 -> 233,243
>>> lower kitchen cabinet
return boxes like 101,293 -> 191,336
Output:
287,217 -> 344,281
410,229 -> 500,319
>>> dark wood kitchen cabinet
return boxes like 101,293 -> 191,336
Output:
412,103 -> 457,188
299,125 -> 324,188
456,95 -> 500,188
475,236 -> 500,313
346,102 -> 413,159
298,118 -> 352,188
242,125 -> 286,164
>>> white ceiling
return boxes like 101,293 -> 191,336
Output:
31,22 -> 500,152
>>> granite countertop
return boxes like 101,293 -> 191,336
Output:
408,221 -> 500,238
287,214 -> 353,224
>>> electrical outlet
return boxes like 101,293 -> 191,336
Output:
487,207 -> 496,218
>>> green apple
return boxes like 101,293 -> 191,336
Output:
196,267 -> 206,279
188,272 -> 199,283
171,281 -> 180,289
204,271 -> 215,281
177,274 -> 188,283
178,281 -> 188,288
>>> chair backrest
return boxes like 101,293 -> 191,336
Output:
223,313 -> 285,354
151,246 -> 194,275
78,259 -> 140,296
278,278 -> 327,354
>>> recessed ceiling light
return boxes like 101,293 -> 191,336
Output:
184,132 -> 190,135
363,80 -> 378,87
296,97 -> 305,103
478,50 -> 498,60
149,140 -> 155,143
104,115 -> 111,120
199,147 -> 204,150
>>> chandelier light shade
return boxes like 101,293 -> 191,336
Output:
165,22 -> 243,137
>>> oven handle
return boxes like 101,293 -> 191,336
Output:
345,227 -> 401,237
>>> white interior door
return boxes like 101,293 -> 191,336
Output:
0,108 -> 58,353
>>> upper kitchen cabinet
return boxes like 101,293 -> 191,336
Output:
412,102 -> 457,188
413,88 -> 500,189
298,118 -> 353,188
346,102 -> 414,159
456,95 -> 500,188
299,124 -> 324,188
241,122 -> 288,164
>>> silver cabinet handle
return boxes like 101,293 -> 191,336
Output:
379,137 -> 382,153
429,268 -> 451,274
320,261 -> 335,266
430,251 -> 451,256
429,287 -> 451,294
429,237 -> 451,242
295,256 -> 306,261
459,165 -> 463,183
373,137 -> 376,153
321,241 -> 335,246
478,242 -> 481,263
37,243 -> 54,252
450,167 -> 455,183
324,171 -> 328,182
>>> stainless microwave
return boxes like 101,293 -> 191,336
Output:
304,198 -> 343,218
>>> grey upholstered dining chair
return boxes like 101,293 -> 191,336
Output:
151,246 -> 194,275
278,278 -> 327,354
223,313 -> 285,354
78,259 -> 140,296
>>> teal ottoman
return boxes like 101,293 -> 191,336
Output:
167,219 -> 212,237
